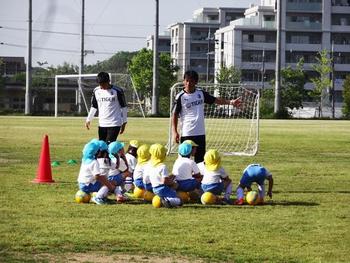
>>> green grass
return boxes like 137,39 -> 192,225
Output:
0,117 -> 350,262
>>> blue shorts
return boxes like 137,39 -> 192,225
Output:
108,173 -> 124,186
240,171 -> 265,188
177,179 -> 199,192
202,182 -> 224,195
79,182 -> 102,193
153,185 -> 177,198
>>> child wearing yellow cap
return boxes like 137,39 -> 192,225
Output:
133,144 -> 152,192
198,149 -> 233,204
144,143 -> 182,208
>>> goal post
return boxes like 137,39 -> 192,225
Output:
54,73 -> 145,117
167,82 -> 260,156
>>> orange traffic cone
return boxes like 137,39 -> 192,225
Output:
33,134 -> 55,183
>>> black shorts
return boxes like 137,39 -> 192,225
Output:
180,135 -> 206,163
98,126 -> 121,144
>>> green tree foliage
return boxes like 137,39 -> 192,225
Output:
85,51 -> 136,73
216,65 -> 241,84
310,49 -> 332,117
128,48 -> 179,97
269,59 -> 307,118
342,75 -> 350,119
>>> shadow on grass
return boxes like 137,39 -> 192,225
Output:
274,190 -> 350,194
267,200 -> 319,206
180,200 -> 319,208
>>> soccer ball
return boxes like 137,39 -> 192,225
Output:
177,191 -> 190,203
152,195 -> 162,208
201,192 -> 217,205
75,190 -> 91,203
246,191 -> 259,205
143,191 -> 155,202
133,187 -> 145,198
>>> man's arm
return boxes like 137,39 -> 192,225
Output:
117,87 -> 128,134
172,113 -> 180,144
215,97 -> 242,107
85,90 -> 98,130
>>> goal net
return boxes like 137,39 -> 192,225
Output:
54,73 -> 145,117
167,83 -> 260,156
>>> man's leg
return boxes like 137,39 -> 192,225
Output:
98,126 -> 108,142
181,135 -> 205,163
105,126 -> 121,144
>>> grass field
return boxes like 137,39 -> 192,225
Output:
0,116 -> 350,263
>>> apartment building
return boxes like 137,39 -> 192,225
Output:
215,0 -> 350,106
168,7 -> 245,81
146,33 -> 171,54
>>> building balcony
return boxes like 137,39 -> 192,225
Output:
286,43 -> 322,52
286,2 -> 322,12
230,17 -> 276,29
332,5 -> 350,13
241,62 -> 275,70
286,21 -> 322,31
190,52 -> 208,59
332,25 -> 350,32
242,42 -> 276,50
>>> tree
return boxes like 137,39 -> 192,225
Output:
269,59 -> 307,118
342,75 -> 350,119
216,65 -> 241,84
310,49 -> 332,118
128,48 -> 179,114
85,51 -> 136,74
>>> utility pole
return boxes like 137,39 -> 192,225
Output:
261,48 -> 265,90
274,0 -> 281,114
331,41 -> 335,119
25,0 -> 32,115
206,27 -> 211,83
151,0 -> 159,115
78,0 -> 85,114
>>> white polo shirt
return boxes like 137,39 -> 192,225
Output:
172,156 -> 200,181
173,88 -> 216,136
198,162 -> 228,185
77,160 -> 100,185
145,163 -> 169,188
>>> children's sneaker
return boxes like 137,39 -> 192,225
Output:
160,197 -> 172,208
234,198 -> 244,205
116,194 -> 127,203
222,198 -> 234,205
91,196 -> 108,205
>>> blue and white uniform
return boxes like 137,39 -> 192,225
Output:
172,156 -> 200,192
198,162 -> 229,195
134,161 -> 152,191
108,156 -> 127,186
240,164 -> 272,187
146,163 -> 177,198
77,160 -> 102,193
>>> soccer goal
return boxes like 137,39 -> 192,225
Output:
167,83 -> 260,156
54,73 -> 145,117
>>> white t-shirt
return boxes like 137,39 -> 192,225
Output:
97,158 -> 111,177
125,153 -> 137,173
108,156 -> 128,177
144,163 -> 169,188
86,85 -> 128,127
173,88 -> 216,136
134,161 -> 149,181
172,156 -> 200,181
198,162 -> 228,185
77,160 -> 100,185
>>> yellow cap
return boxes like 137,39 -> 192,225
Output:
204,149 -> 221,171
183,139 -> 198,147
149,143 -> 166,166
137,144 -> 150,164
129,139 -> 139,148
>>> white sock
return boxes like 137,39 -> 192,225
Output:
224,183 -> 233,200
96,186 -> 109,199
165,197 -> 182,207
258,184 -> 265,199
236,187 -> 244,200
114,186 -> 122,196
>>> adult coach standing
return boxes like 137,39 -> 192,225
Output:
172,70 -> 241,163
85,72 -> 128,143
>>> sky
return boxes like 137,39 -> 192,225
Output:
0,0 -> 259,67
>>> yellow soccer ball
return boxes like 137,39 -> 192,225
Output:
143,191 -> 155,202
152,195 -> 162,208
177,191 -> 190,203
75,190 -> 91,203
133,187 -> 145,198
201,192 -> 217,205
246,191 -> 259,205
